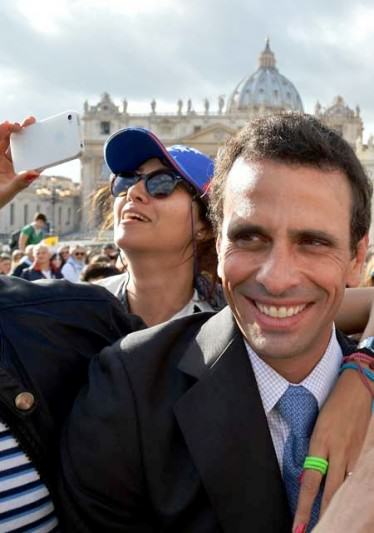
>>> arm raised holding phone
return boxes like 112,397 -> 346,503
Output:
0,118 -> 40,208
0,111 -> 83,209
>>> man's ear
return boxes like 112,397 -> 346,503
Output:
216,235 -> 223,279
346,234 -> 369,288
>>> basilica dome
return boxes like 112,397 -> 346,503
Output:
226,40 -> 303,114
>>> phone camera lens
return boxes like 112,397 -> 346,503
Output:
68,114 -> 72,120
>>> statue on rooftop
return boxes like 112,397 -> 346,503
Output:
204,98 -> 209,115
218,95 -> 225,114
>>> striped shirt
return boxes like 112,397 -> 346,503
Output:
0,420 -> 58,532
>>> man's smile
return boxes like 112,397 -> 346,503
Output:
254,302 -> 307,319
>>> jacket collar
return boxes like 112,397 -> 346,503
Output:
174,309 -> 356,532
175,306 -> 291,532
177,306 -> 239,379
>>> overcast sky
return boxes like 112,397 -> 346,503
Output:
1,0 -> 373,181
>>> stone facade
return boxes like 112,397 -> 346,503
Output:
0,175 -> 80,242
80,40 -> 374,240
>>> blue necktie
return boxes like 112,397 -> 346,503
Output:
277,386 -> 320,529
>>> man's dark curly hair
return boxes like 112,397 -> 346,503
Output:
209,113 -> 372,251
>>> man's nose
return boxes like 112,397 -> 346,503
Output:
255,243 -> 301,296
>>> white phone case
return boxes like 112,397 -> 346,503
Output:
10,111 -> 84,173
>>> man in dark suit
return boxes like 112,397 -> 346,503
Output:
60,114 -> 371,532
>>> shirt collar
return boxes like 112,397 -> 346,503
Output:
245,324 -> 343,414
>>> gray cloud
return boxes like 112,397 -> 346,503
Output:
0,0 -> 373,135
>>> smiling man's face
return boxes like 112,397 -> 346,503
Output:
217,157 -> 367,371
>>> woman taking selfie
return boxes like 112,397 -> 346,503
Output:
96,127 -> 224,325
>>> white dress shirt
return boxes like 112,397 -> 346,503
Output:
245,325 -> 342,468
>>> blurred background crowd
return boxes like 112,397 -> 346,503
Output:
0,211 -> 122,283
3,206 -> 374,288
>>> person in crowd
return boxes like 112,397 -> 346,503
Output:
81,262 -> 120,283
20,243 -> 63,281
0,253 -> 11,274
50,252 -> 64,278
61,245 -> 86,282
60,114 -> 374,532
101,243 -> 119,265
0,116 -> 373,531
11,243 -> 34,276
10,248 -> 24,272
57,244 -> 70,267
86,252 -> 111,265
18,212 -> 48,252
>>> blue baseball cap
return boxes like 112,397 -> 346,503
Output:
104,127 -> 214,200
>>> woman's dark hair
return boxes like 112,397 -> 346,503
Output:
49,253 -> 63,274
80,262 -> 120,283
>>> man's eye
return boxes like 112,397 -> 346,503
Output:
238,233 -> 258,241
301,238 -> 329,247
234,233 -> 267,247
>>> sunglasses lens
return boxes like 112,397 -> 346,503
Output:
111,175 -> 137,197
146,173 -> 178,198
111,172 -> 181,198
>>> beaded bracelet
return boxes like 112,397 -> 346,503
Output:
343,351 -> 374,369
340,362 -> 374,381
340,355 -> 374,409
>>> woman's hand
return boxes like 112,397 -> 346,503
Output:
293,369 -> 372,532
313,414 -> 374,532
0,117 -> 40,208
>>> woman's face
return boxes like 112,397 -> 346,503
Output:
59,247 -> 70,261
51,255 -> 62,269
113,158 -> 206,257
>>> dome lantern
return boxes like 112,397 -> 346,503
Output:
226,40 -> 303,115
259,38 -> 276,68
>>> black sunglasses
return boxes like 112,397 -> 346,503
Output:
111,169 -> 195,199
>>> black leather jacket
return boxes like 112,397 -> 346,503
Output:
0,276 -> 143,524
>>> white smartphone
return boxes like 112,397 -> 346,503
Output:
10,111 -> 84,173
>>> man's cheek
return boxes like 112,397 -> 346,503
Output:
221,250 -> 253,281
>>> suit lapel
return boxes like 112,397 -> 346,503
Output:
174,307 -> 291,532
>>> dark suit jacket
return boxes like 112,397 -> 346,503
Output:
60,306 -> 356,533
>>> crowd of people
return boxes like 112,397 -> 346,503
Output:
0,114 -> 374,532
0,239 -> 122,282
